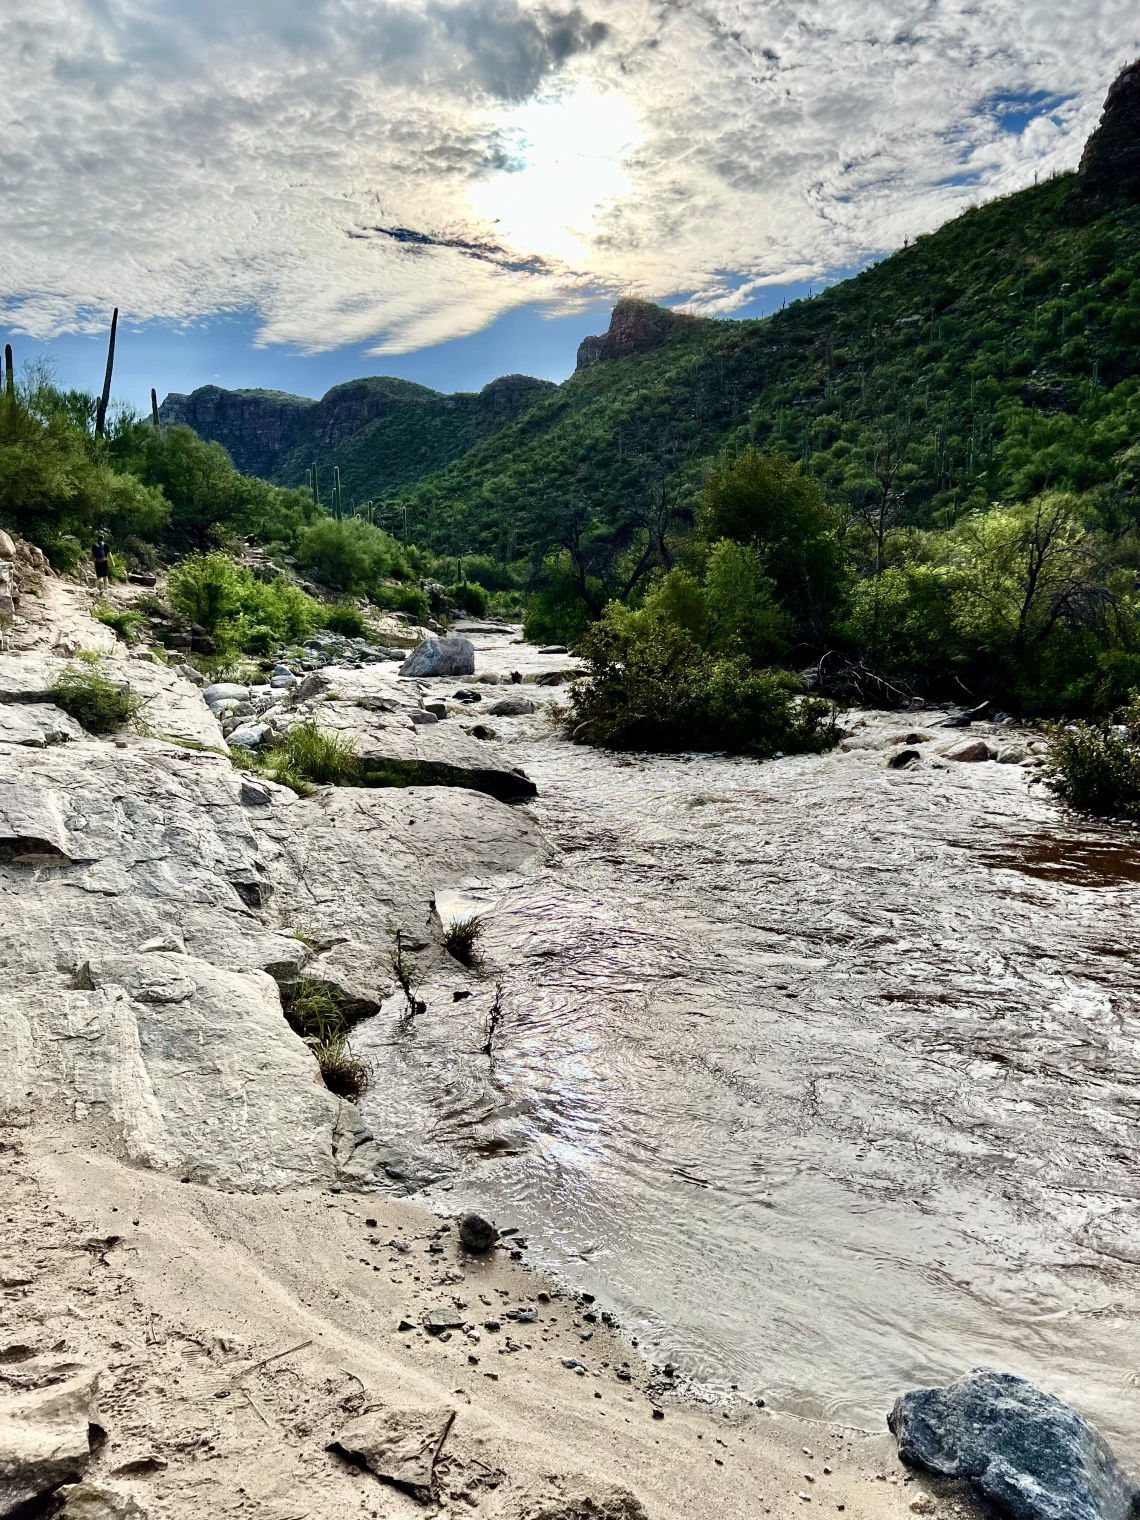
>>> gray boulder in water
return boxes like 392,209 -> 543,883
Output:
400,637 -> 475,678
888,1368 -> 1137,1520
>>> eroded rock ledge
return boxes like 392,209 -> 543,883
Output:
0,591 -> 542,1194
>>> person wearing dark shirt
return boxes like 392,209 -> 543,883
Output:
92,538 -> 111,588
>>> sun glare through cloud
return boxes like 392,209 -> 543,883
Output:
0,0 -> 1137,356
468,88 -> 641,267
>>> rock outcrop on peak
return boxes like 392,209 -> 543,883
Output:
575,299 -> 696,370
1070,56 -> 1140,208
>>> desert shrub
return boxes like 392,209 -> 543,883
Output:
698,448 -> 843,634
522,553 -> 601,645
167,551 -> 319,654
50,664 -> 142,733
571,602 -> 837,756
371,582 -> 430,621
167,551 -> 245,629
1042,706 -> 1140,818
449,581 -> 489,617
321,605 -> 368,637
443,915 -> 484,967
295,517 -> 411,593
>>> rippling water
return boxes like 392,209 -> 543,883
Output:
358,632 -> 1140,1458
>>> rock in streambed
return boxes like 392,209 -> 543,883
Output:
889,1367 -> 1138,1520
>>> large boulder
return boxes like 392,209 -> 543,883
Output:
888,1368 -> 1138,1520
251,782 -> 541,1007
400,637 -> 475,678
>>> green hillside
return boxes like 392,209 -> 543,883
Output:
396,173 -> 1140,565
160,372 -> 556,509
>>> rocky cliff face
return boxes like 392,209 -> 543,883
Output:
1070,56 -> 1140,208
575,298 -> 695,371
160,372 -> 554,490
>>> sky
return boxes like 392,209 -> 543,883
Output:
2,1 -> 1138,409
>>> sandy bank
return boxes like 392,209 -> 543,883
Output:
2,1122 -> 985,1520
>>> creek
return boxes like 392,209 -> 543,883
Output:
357,629 -> 1140,1459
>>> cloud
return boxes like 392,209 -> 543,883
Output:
0,0 -> 1137,355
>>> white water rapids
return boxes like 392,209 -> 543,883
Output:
357,628 -> 1140,1461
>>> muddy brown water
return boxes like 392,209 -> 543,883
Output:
358,633 -> 1140,1460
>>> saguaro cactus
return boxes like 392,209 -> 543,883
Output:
94,307 -> 119,439
3,344 -> 13,399
333,466 -> 342,519
151,388 -> 160,429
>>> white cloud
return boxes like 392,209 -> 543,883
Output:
0,0 -> 1136,352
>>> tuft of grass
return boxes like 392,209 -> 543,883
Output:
293,925 -> 322,953
264,721 -> 361,787
282,978 -> 373,1099
443,914 -> 484,968
93,601 -> 147,644
285,979 -> 345,1044
50,664 -> 142,733
315,1036 -> 372,1099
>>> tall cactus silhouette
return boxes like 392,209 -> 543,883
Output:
151,388 -> 160,429
3,344 -> 13,400
333,466 -> 342,519
94,307 -> 118,439
311,463 -> 319,509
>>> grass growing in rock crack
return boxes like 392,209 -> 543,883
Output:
282,979 -> 372,1099
313,1036 -> 372,1100
93,602 -> 147,644
293,925 -> 322,953
50,664 -> 143,734
443,914 -> 484,968
269,721 -> 361,785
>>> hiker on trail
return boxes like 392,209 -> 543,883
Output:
92,537 -> 111,588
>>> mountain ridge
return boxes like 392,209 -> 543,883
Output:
159,371 -> 555,507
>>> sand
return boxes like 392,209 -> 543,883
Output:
0,1117 -> 986,1520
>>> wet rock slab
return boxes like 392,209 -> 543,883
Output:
889,1368 -> 1138,1520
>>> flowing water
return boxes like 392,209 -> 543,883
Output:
358,630 -> 1140,1459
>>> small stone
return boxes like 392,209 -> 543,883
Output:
652,1409 -> 664,1421
459,1213 -> 497,1253
909,1495 -> 935,1514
